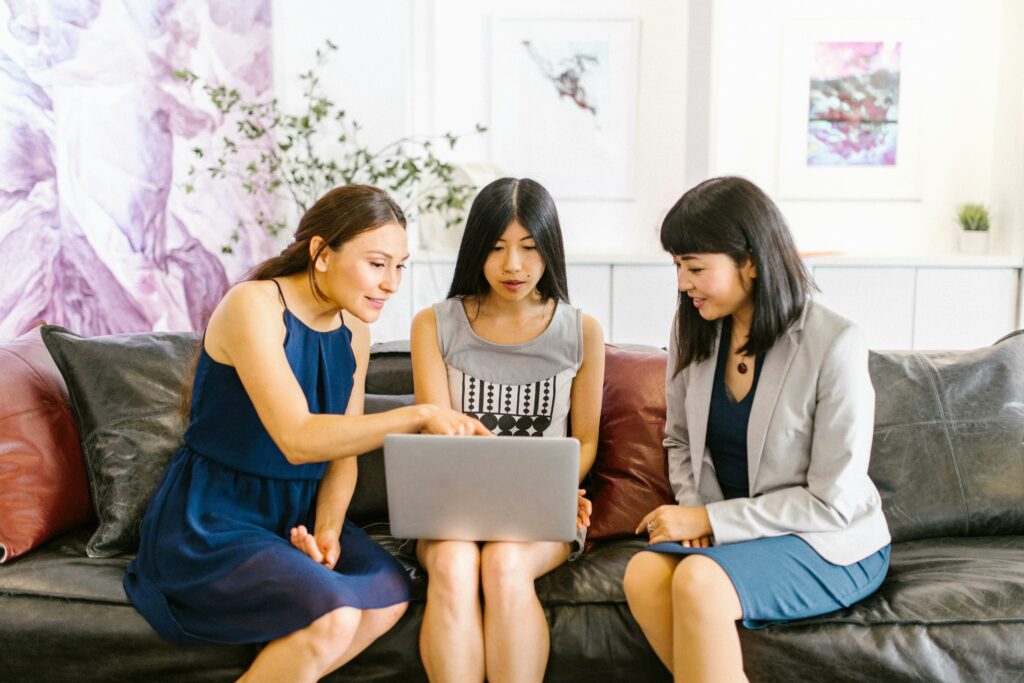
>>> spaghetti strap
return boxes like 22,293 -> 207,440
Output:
270,279 -> 288,309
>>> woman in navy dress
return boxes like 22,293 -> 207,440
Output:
623,177 -> 891,681
124,185 -> 489,682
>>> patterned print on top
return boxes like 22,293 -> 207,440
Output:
462,375 -> 556,436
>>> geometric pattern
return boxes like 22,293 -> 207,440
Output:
460,374 -> 555,437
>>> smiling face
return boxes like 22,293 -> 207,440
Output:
673,252 -> 757,322
482,220 -> 546,303
313,221 -> 408,323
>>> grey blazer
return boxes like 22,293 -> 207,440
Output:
664,299 -> 891,565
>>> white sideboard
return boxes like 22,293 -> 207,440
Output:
371,253 -> 1023,351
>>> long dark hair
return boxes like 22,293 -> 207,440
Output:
447,177 -> 569,304
181,184 -> 405,417
661,176 -> 815,372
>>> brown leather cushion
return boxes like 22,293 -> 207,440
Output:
587,345 -> 675,540
0,328 -> 93,563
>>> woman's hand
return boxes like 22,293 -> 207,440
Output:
577,489 -> 592,530
636,505 -> 713,546
419,405 -> 493,436
289,525 -> 341,569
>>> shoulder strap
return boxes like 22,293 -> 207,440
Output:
269,279 -> 288,309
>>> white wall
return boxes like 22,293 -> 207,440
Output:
708,0 -> 1010,256
992,0 -> 1024,257
421,0 -> 689,256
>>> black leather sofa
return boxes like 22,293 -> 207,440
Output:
2,332 -> 1023,682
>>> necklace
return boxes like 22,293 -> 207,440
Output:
737,359 -> 749,374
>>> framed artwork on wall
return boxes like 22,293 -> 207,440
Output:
777,18 -> 927,200
489,15 -> 639,201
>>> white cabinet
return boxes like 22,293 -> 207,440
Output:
610,265 -> 678,347
370,255 -> 1022,350
811,267 -> 916,350
567,265 -> 611,337
913,268 -> 1019,349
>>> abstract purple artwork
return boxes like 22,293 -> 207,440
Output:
0,1 -> 275,337
807,41 -> 901,166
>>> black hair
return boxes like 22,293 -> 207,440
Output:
447,177 -> 569,304
661,176 -> 815,372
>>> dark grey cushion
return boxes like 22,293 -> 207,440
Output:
40,327 -> 198,558
348,394 -> 415,524
868,331 -> 1024,542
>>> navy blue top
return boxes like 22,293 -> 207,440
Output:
183,299 -> 355,479
707,317 -> 764,500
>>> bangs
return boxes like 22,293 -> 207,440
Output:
659,205 -> 741,257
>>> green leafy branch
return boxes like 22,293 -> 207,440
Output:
174,40 -> 486,253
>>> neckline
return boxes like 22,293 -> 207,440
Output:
457,297 -> 561,349
283,307 -> 346,336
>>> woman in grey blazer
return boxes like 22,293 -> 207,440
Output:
623,177 -> 891,682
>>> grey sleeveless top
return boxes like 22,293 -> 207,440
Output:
433,297 -> 584,438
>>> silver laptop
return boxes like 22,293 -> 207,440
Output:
383,434 -> 579,542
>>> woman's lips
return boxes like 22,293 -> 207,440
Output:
501,281 -> 525,291
692,297 -> 705,309
366,297 -> 386,309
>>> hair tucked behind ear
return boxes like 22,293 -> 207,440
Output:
661,176 -> 815,373
180,185 -> 406,419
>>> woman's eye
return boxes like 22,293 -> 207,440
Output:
371,262 -> 386,269
689,268 -> 703,275
397,263 -> 407,271
524,244 -> 538,251
491,245 -> 504,252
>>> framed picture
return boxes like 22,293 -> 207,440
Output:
777,19 -> 927,200
489,15 -> 639,201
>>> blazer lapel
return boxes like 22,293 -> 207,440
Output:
747,305 -> 809,489
685,328 -> 718,491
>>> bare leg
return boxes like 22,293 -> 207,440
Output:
623,550 -> 682,671
237,606 -> 361,683
323,602 -> 408,672
417,540 -> 485,683
671,556 -> 746,683
480,541 -> 570,683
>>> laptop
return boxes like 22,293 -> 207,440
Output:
383,434 -> 580,542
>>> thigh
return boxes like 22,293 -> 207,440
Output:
481,540 -> 572,580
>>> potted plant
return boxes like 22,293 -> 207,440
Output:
175,41 -> 484,254
957,203 -> 990,254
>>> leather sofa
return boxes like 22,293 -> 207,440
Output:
1,326 -> 1022,682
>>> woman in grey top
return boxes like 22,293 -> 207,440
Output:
410,178 -> 605,683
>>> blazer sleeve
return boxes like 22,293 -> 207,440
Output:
706,323 -> 876,544
664,318 -> 712,506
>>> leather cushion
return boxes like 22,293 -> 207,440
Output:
867,331 -> 1024,542
347,394 -> 415,524
0,328 -> 93,563
586,345 -> 675,540
40,326 -> 198,558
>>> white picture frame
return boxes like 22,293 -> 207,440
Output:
777,18 -> 927,200
489,15 -> 639,201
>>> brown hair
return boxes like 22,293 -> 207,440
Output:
180,184 -> 406,418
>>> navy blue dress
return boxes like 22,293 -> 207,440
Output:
124,293 -> 410,645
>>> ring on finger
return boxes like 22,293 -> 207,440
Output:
646,521 -> 654,535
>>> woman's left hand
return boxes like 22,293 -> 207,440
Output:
577,489 -> 592,530
636,505 -> 712,545
290,524 -> 341,569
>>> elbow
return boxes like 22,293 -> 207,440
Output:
276,422 -> 316,465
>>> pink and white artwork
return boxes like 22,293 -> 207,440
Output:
807,41 -> 901,166
0,0 -> 275,337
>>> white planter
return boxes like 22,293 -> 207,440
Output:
958,230 -> 989,254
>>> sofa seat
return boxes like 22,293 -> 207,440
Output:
740,536 -> 1024,682
5,529 -> 1023,682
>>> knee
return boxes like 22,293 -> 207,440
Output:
304,606 -> 360,664
361,602 -> 408,638
480,544 -> 532,600
425,541 -> 480,602
671,556 -> 727,614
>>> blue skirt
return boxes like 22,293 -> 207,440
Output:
644,535 -> 890,629
125,446 -> 410,645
